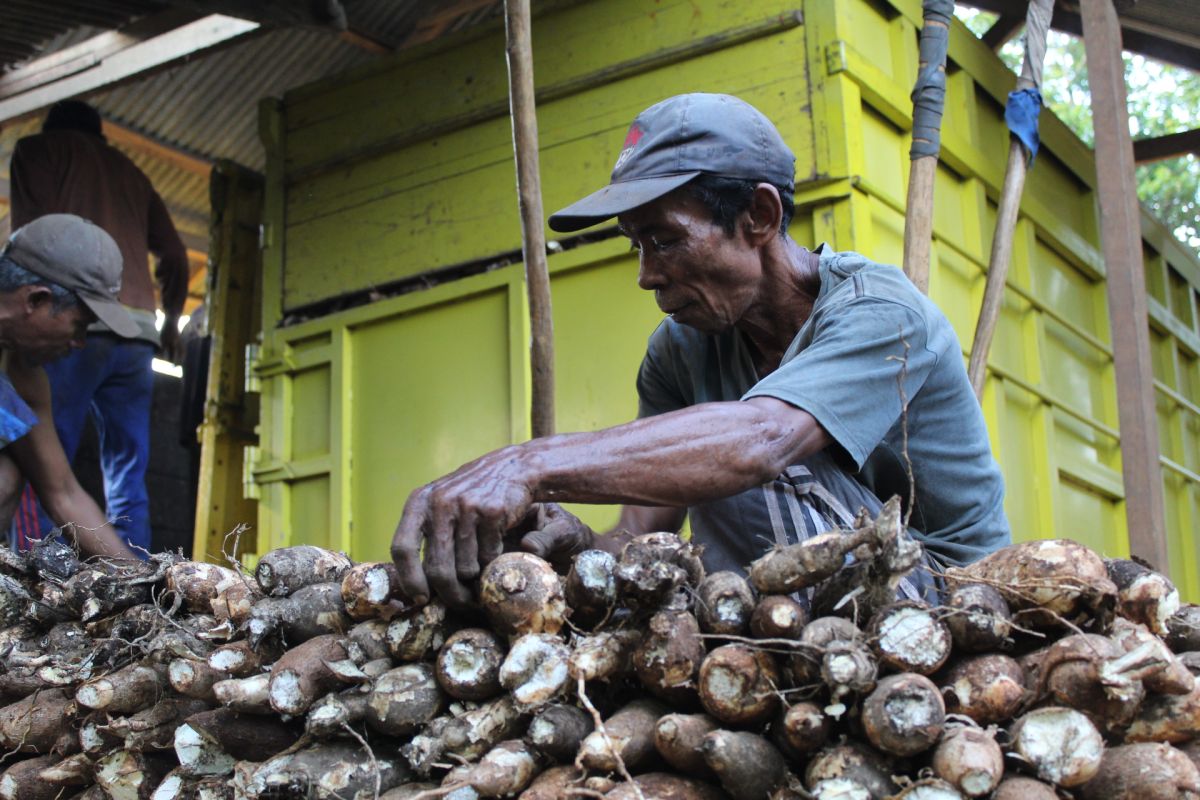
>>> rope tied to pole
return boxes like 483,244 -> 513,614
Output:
909,0 -> 955,160
967,0 -> 1057,398
1005,0 -> 1054,165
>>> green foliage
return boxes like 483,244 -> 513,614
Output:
955,7 -> 1199,253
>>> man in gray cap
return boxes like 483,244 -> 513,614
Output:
0,213 -> 137,558
390,93 -> 1010,608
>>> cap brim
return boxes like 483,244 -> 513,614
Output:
80,295 -> 140,338
548,172 -> 701,233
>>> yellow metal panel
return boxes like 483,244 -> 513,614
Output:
289,476 -> 332,552
991,382 -> 1054,540
1163,473 -> 1199,595
281,31 -> 814,310
1145,248 -> 1169,307
193,162 -> 262,563
547,238 -> 667,532
284,0 -> 802,171
239,0 -> 1200,601
866,195 -> 905,270
860,109 -> 906,206
1057,474 -> 1124,557
347,287 -> 517,561
933,246 -> 984,345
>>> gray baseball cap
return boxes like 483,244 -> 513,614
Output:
4,214 -> 138,337
548,93 -> 796,233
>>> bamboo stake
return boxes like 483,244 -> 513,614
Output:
902,0 -> 954,295
504,0 -> 555,438
903,158 -> 937,294
968,0 -> 1055,398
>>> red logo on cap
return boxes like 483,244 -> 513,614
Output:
623,124 -> 644,149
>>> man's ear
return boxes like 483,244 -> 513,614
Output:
742,183 -> 783,246
21,285 -> 54,313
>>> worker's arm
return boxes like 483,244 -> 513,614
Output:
5,361 -> 137,560
147,191 -> 189,360
392,395 -> 830,605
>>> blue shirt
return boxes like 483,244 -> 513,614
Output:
0,367 -> 37,450
636,246 -> 1011,568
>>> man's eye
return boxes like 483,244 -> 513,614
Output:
651,238 -> 675,252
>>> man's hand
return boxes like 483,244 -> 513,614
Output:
515,503 -> 598,571
391,446 -> 537,607
159,316 -> 181,363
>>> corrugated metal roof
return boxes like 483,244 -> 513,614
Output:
0,0 -> 164,69
93,25 -> 378,168
0,0 -> 451,258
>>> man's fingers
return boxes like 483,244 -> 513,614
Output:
519,517 -> 591,565
477,516 -> 505,567
425,509 -> 473,609
518,529 -> 557,559
454,507 -> 481,583
391,492 -> 432,605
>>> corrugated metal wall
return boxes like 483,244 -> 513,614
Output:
242,0 -> 1200,596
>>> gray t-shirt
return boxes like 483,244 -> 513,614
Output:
635,246 -> 1011,568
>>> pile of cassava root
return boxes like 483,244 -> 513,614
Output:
4,496 -> 1200,800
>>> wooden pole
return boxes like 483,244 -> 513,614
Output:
504,0 -> 555,439
903,159 -> 936,294
903,0 -> 954,295
967,140 -> 1025,396
968,0 -> 1054,398
1079,0 -> 1168,570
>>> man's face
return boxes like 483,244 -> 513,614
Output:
618,191 -> 761,334
14,290 -> 92,364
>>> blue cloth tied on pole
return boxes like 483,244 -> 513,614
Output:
1005,87 -> 1043,165
909,0 -> 954,160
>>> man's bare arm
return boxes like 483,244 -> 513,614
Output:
393,396 -> 829,604
6,361 -> 136,559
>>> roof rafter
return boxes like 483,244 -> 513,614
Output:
102,120 -> 212,177
963,0 -> 1200,71
0,14 -> 260,123
1133,128 -> 1200,164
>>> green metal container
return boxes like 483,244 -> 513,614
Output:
240,0 -> 1200,596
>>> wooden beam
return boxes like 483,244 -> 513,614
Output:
339,28 -> 393,54
1079,0 -> 1169,570
967,0 -> 1200,71
1133,128 -> 1200,164
982,13 -> 1024,50
0,15 -> 260,123
155,0 -> 346,30
0,9 -> 201,100
504,0 -> 554,438
402,0 -> 498,48
102,120 -> 212,177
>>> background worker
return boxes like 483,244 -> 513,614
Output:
391,94 -> 1011,607
9,99 -> 189,554
0,214 -> 139,560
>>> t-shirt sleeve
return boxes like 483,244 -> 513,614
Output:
636,323 -> 688,419
743,298 -> 939,470
0,370 -> 38,450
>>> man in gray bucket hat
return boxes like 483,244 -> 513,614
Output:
0,214 -> 136,558
391,94 -> 1009,608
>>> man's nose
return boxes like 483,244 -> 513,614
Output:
637,255 -> 665,291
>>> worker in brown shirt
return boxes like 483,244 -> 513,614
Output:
8,99 -> 189,554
